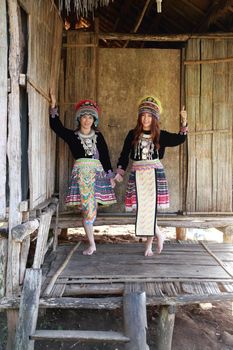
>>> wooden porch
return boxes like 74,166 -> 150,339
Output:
2,239 -> 232,350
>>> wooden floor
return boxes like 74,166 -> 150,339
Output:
41,241 -> 233,305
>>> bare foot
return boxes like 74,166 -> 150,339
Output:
144,246 -> 154,256
156,232 -> 165,254
83,245 -> 96,255
144,237 -> 154,256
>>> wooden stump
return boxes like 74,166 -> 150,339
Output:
156,305 -> 176,350
219,225 -> 233,243
176,227 -> 187,241
123,291 -> 149,350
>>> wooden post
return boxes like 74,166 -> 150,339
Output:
123,292 -> 149,350
0,0 -> 7,219
15,269 -> 42,350
176,227 -> 187,240
0,235 -> 7,297
156,305 -> 176,350
218,225 -> 233,243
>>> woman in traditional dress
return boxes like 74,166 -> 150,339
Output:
114,96 -> 188,256
49,93 -> 116,255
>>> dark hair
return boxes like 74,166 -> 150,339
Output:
132,114 -> 160,149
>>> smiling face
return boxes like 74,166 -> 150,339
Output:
141,112 -> 153,130
79,114 -> 94,133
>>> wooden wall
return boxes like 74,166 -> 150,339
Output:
19,0 -> 63,209
0,0 -> 7,220
98,48 -> 182,212
186,38 -> 233,213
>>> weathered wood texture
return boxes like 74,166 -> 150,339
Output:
15,269 -> 42,350
61,34 -> 184,213
156,305 -> 176,350
123,292 -> 149,350
0,0 -> 7,219
186,38 -> 233,213
21,0 -> 63,209
59,32 -> 97,210
98,48 -> 181,212
0,236 -> 7,297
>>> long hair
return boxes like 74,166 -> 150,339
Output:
132,114 -> 160,149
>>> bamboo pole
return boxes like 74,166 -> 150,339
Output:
123,0 -> 151,48
43,242 -> 81,296
184,56 -> 233,65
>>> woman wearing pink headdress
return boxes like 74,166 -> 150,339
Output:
115,96 -> 188,256
49,93 -> 116,255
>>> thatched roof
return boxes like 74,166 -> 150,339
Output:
56,0 -> 233,47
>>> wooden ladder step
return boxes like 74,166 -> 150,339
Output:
31,330 -> 130,342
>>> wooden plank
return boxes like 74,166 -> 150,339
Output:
19,237 -> 30,284
33,212 -> 53,269
0,236 -> 7,297
0,0 -> 7,219
31,330 -> 129,342
15,269 -> 42,350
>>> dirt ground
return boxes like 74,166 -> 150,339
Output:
1,226 -> 233,350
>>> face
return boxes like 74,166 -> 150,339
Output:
141,112 -> 152,130
79,114 -> 94,131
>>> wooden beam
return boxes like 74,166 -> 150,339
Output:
12,219 -> 39,242
99,32 -> 233,42
124,0 -> 151,48
0,0 -> 7,220
184,56 -> 233,65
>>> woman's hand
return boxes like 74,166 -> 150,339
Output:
49,89 -> 57,108
114,173 -> 123,183
180,106 -> 187,126
110,178 -> 116,188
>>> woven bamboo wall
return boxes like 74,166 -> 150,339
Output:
20,0 -> 63,209
186,38 -> 233,213
63,33 -> 183,212
98,48 -> 182,213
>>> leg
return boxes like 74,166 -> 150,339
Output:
156,225 -> 165,254
144,236 -> 154,256
82,220 -> 96,255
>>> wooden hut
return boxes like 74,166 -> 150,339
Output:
1,0 -> 233,349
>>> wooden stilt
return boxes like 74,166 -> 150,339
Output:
156,305 -> 176,350
123,291 -> 149,350
219,225 -> 233,243
15,269 -> 42,350
176,227 -> 187,241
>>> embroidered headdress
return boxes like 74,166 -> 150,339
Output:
75,99 -> 99,127
138,96 -> 162,121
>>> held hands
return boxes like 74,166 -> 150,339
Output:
110,178 -> 116,189
180,106 -> 188,127
114,173 -> 124,183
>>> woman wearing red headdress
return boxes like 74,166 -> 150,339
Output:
49,92 -> 116,255
115,96 -> 188,256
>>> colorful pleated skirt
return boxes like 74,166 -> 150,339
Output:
65,158 -> 116,224
125,159 -> 169,236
